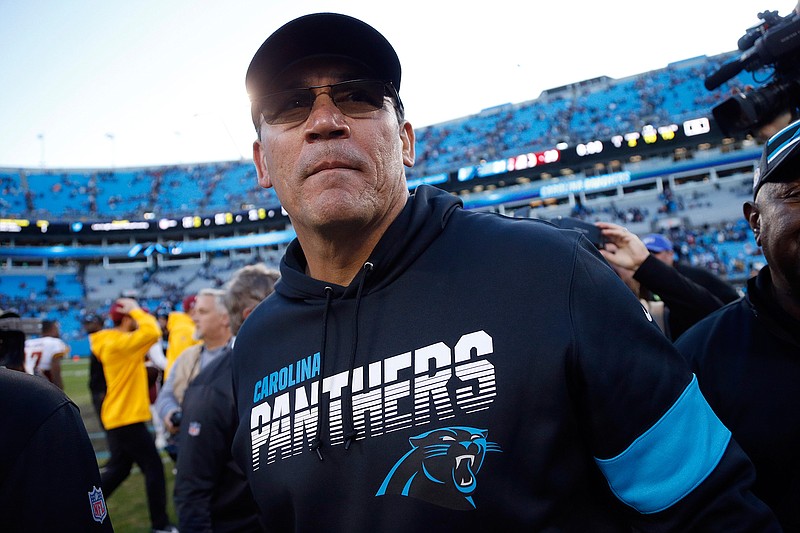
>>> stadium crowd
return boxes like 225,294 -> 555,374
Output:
0,50 -> 758,222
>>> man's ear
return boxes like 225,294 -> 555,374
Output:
242,305 -> 255,321
253,140 -> 272,189
400,121 -> 415,168
743,200 -> 761,245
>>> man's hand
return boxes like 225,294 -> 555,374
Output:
165,408 -> 181,434
115,297 -> 140,315
595,222 -> 651,272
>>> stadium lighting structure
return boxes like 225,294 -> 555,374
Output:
37,133 -> 45,168
105,133 -> 116,168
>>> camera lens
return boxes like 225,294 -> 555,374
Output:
712,79 -> 800,136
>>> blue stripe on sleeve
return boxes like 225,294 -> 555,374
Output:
594,374 -> 731,514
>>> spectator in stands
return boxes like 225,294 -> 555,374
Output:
229,12 -> 778,531
154,288 -> 232,458
596,222 -> 733,340
174,264 -> 278,532
23,319 -> 69,389
89,297 -> 176,533
163,293 -> 200,380
676,119 -> 800,530
82,313 -> 107,427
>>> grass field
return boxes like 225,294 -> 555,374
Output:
62,358 -> 178,532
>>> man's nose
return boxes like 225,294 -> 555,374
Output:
304,92 -> 350,140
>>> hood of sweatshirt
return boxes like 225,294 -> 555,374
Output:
275,185 -> 462,301
269,185 -> 462,457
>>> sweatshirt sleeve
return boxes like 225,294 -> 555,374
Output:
566,238 -> 779,530
128,308 -> 162,353
154,362 -> 181,422
633,254 -> 724,326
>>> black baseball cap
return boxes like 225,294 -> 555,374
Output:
245,13 -> 402,102
753,118 -> 800,199
0,311 -> 23,332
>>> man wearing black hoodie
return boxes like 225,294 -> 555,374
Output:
677,119 -> 800,530
230,12 -> 779,532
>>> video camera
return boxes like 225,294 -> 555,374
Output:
704,8 -> 800,136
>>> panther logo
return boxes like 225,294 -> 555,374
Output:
375,426 -> 501,510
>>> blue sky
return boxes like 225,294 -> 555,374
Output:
0,0 -> 779,169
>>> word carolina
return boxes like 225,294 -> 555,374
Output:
253,352 -> 321,403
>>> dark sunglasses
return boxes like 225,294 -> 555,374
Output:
257,79 -> 402,125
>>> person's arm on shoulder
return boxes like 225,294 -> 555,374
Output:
566,235 -> 779,530
634,254 -> 724,316
595,221 -> 651,271
597,222 -> 724,325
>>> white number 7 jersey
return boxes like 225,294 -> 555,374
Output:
24,336 -> 69,381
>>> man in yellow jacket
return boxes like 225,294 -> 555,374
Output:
90,297 -> 176,533
163,294 -> 200,379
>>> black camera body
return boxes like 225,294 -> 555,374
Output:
705,9 -> 800,136
550,217 -> 605,250
170,409 -> 183,428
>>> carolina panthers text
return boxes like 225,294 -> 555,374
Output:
248,330 -> 497,469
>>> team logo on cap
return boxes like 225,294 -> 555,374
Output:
88,486 -> 107,523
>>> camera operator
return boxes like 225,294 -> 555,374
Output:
706,2 -> 800,139
595,223 -> 732,340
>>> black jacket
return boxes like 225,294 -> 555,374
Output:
174,349 -> 264,533
677,266 -> 800,532
675,262 -> 740,304
0,368 -> 114,532
231,185 -> 777,532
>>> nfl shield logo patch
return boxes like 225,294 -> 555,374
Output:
188,421 -> 202,436
88,486 -> 107,523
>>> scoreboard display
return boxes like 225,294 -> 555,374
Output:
453,116 -> 718,188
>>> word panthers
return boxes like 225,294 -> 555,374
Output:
248,330 -> 496,469
376,426 -> 502,510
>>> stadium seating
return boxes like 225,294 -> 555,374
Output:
0,50 -> 767,357
0,51 -> 760,222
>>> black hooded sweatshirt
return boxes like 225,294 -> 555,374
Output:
231,185 -> 778,532
677,266 -> 800,531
